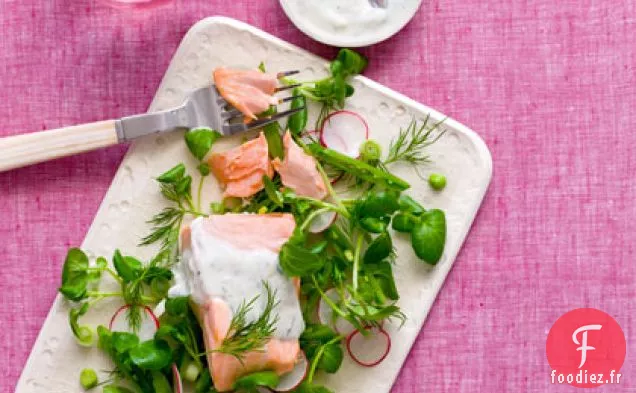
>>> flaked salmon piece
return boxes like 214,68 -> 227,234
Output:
214,67 -> 279,120
210,133 -> 274,198
272,131 -> 328,200
180,214 -> 302,392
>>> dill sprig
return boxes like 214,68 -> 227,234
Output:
216,282 -> 279,361
383,116 -> 447,167
139,207 -> 184,265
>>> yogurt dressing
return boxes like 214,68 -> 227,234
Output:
169,217 -> 305,339
291,0 -> 411,37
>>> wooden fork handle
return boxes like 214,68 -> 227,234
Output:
0,120 -> 119,172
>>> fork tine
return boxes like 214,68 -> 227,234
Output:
223,106 -> 306,135
275,83 -> 301,92
248,106 -> 306,128
278,95 -> 303,104
222,107 -> 242,119
277,70 -> 299,78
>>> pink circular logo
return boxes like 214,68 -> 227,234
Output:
546,308 -> 626,388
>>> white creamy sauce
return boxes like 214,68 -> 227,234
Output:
169,218 -> 305,339
295,0 -> 410,37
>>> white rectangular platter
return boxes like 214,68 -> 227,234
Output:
16,17 -> 492,393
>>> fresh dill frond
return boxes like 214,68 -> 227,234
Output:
216,282 -> 279,361
383,116 -> 447,167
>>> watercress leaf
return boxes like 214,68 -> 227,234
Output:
152,370 -> 173,393
165,297 -> 189,316
185,128 -> 222,160
234,371 -> 280,390
398,194 -> 425,215
59,248 -> 89,301
112,250 -> 143,282
333,74 -> 347,108
300,324 -> 337,343
411,209 -> 446,264
198,162 -> 211,177
263,175 -> 283,207
359,216 -> 389,234
143,266 -> 173,282
391,212 -> 418,233
335,49 -> 368,76
345,83 -> 355,97
129,339 -> 173,370
279,236 -> 325,277
103,385 -> 136,393
363,231 -> 393,264
318,343 -> 343,373
112,332 -> 140,353
176,175 -> 193,196
157,163 -> 186,184
359,190 -> 400,218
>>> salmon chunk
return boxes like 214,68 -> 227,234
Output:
209,133 -> 274,198
214,67 -> 279,120
178,214 -> 303,392
272,131 -> 328,200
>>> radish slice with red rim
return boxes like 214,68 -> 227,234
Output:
273,351 -> 308,392
308,210 -> 337,233
172,363 -> 183,393
320,111 -> 369,158
317,289 -> 356,336
109,305 -> 159,341
346,327 -> 391,367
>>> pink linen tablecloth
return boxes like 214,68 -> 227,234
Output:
1,1 -> 635,392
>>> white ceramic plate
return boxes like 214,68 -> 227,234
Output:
15,17 -> 492,393
279,0 -> 423,47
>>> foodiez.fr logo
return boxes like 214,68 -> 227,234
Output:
546,308 -> 626,388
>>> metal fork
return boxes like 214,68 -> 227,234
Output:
0,71 -> 304,172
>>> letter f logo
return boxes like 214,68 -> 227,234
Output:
572,324 -> 602,368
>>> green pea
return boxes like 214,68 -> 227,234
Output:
359,140 -> 382,166
359,216 -> 390,233
428,173 -> 447,191
80,368 -> 98,390
363,231 -> 393,264
392,212 -> 418,233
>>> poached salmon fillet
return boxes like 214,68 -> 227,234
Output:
209,132 -> 274,198
170,214 -> 304,392
272,131 -> 328,200
214,67 -> 279,120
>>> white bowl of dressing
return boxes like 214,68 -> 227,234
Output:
279,0 -> 423,47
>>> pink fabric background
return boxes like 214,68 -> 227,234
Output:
1,1 -> 635,391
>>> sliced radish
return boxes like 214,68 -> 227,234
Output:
273,351 -> 308,392
172,363 -> 183,393
317,289 -> 356,336
320,111 -> 369,158
308,210 -> 337,233
109,305 -> 159,341
346,327 -> 391,367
